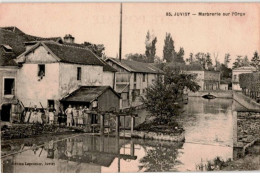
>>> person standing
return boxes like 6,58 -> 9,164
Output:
48,105 -> 56,125
65,105 -> 73,127
72,106 -> 78,127
78,106 -> 84,127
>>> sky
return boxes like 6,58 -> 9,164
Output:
0,3 -> 259,65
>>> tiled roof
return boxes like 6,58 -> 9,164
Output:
107,58 -> 163,74
43,42 -> 105,66
0,55 -> 18,67
63,42 -> 117,72
61,86 -> 120,103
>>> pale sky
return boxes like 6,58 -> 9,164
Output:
0,3 -> 259,65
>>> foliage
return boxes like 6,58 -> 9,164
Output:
145,31 -> 158,63
139,143 -> 183,172
239,72 -> 260,92
232,55 -> 251,69
251,51 -> 260,71
175,47 -> 185,64
194,52 -> 213,70
125,53 -> 148,63
83,42 -> 105,57
224,53 -> 231,67
163,33 -> 176,63
141,69 -> 200,122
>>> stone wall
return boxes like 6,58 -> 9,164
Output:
233,91 -> 260,110
237,111 -> 260,144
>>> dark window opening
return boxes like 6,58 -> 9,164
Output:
38,64 -> 45,77
143,74 -> 145,82
48,100 -> 55,108
4,78 -> 15,95
134,73 -> 137,82
77,67 -> 82,80
134,83 -> 136,89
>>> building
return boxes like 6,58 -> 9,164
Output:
0,45 -> 19,123
105,58 -> 163,108
232,66 -> 257,90
15,41 -> 118,111
185,70 -> 221,91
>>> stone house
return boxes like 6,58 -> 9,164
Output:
15,40 -> 117,111
105,58 -> 163,108
232,66 -> 257,91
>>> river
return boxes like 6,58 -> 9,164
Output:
1,97 -> 241,172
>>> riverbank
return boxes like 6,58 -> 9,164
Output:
134,117 -> 185,142
1,124 -> 81,140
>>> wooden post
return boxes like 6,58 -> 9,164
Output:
131,116 -> 135,136
116,115 -> 120,136
130,140 -> 135,156
100,114 -> 104,135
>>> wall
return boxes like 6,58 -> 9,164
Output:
17,63 -> 60,108
59,63 -> 103,98
102,71 -> 115,88
98,88 -> 120,111
0,67 -> 18,107
188,90 -> 233,98
185,71 -> 204,90
220,84 -> 228,90
233,91 -> 260,110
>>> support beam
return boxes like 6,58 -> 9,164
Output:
100,114 -> 104,135
116,115 -> 120,135
131,116 -> 135,136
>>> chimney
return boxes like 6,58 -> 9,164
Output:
64,34 -> 75,43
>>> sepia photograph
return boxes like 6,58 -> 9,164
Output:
0,1 -> 259,173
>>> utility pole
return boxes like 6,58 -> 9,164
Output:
119,3 -> 122,62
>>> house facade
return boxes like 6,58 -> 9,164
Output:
15,41 -> 117,111
105,58 -> 163,108
185,70 -> 220,91
232,66 -> 257,91
0,46 -> 19,123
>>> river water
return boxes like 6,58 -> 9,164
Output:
1,97 -> 241,172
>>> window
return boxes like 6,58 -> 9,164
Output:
134,73 -> 137,82
4,78 -> 15,95
38,64 -> 45,77
48,100 -> 55,108
143,74 -> 145,82
77,67 -> 82,80
134,83 -> 136,89
234,75 -> 237,81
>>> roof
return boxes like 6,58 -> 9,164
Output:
61,86 -> 120,103
0,26 -> 61,58
106,58 -> 164,74
0,45 -> 18,67
233,66 -> 257,71
42,42 -> 105,66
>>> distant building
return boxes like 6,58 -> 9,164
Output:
185,70 -> 220,91
232,66 -> 257,90
105,58 -> 163,108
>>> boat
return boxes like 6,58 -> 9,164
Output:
202,93 -> 216,99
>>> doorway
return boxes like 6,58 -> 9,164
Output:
1,104 -> 12,122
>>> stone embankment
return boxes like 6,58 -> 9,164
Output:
234,111 -> 260,158
131,131 -> 185,142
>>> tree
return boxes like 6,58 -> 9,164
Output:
163,33 -> 176,63
186,53 -> 194,64
194,52 -> 213,70
175,47 -> 185,64
145,31 -> 157,63
224,53 -> 231,67
141,69 -> 200,123
251,51 -> 260,71
125,53 -> 148,63
232,55 -> 251,69
83,42 -> 105,57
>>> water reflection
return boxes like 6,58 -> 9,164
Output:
2,97 -> 239,172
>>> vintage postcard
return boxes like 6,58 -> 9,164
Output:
0,2 -> 260,173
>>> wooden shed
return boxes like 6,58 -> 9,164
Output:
60,86 -> 121,112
